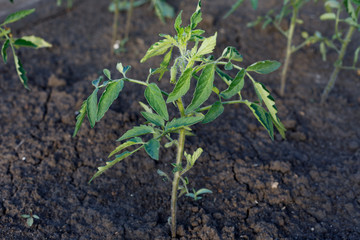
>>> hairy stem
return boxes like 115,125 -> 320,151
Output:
280,6 -> 298,96
170,98 -> 186,238
321,25 -> 356,104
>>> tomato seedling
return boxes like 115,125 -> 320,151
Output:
73,1 -> 285,237
21,209 -> 40,227
318,0 -> 360,103
1,9 -> 52,89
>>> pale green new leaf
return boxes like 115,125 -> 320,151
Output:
185,64 -> 215,114
3,9 -> 35,25
1,39 -> 10,63
145,138 -> 160,160
174,10 -> 183,33
196,33 -> 217,57
202,101 -> 224,124
86,88 -> 99,128
27,217 -> 34,227
108,137 -> 143,158
320,12 -> 336,20
97,80 -> 124,121
165,115 -> 204,132
103,69 -> 111,80
190,148 -> 203,165
246,60 -> 281,74
190,0 -> 202,29
196,188 -> 212,195
167,68 -> 193,103
141,111 -> 165,127
117,125 -> 155,141
89,149 -> 140,183
353,47 -> 360,66
18,36 -> 52,48
145,83 -> 169,120
140,37 -> 175,63
220,69 -> 245,99
221,46 -> 243,62
73,101 -> 87,137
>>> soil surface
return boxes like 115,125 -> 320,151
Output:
1,0 -> 360,239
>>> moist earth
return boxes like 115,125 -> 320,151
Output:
0,0 -> 360,239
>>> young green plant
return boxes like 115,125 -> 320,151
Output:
73,1 -> 285,237
247,0 -> 323,96
110,0 -> 175,53
21,209 -> 40,227
1,9 -> 52,89
318,0 -> 360,103
224,0 -> 258,19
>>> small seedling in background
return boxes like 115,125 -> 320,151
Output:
0,9 -> 52,89
110,0 -> 175,53
73,1 -> 285,237
318,0 -> 360,103
57,0 -> 74,9
246,0 -> 323,96
21,209 -> 39,227
224,0 -> 258,19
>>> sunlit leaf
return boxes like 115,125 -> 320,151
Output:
141,37 -> 175,63
117,125 -> 155,141
141,111 -> 165,127
167,68 -> 193,103
196,33 -> 217,57
246,60 -> 281,74
73,101 -> 87,137
165,115 -> 204,132
97,80 -> 124,121
3,9 -> 35,25
108,137 -> 143,158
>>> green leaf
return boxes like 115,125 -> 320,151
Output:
167,68 -> 193,103
141,111 -> 165,126
73,101 -> 87,137
21,214 -> 30,218
154,0 -> 175,23
353,46 -> 360,66
190,148 -> 203,165
13,54 -> 29,89
153,47 -> 172,81
13,38 -> 37,48
117,125 -> 155,141
3,9 -> 35,25
108,137 -> 143,158
145,138 -> 160,160
140,37 -> 174,63
196,33 -> 217,57
165,115 -> 204,132
190,0 -> 202,29
246,102 -> 274,139
250,0 -> 258,9
145,83 -> 169,120
116,62 -> 131,76
103,69 -> 111,80
96,80 -> 124,122
185,64 -> 215,114
246,60 -> 281,74
86,88 -> 98,128
32,215 -> 40,219
108,0 -> 147,11
18,36 -> 52,48
216,67 -> 233,85
325,0 -> 340,8
196,188 -> 212,195
174,10 -> 183,33
27,217 -> 34,227
221,46 -> 243,62
89,149 -> 140,183
202,101 -> 224,124
1,39 -> 10,63
320,12 -> 336,20
343,0 -> 357,21
220,69 -> 245,99
253,82 -> 285,137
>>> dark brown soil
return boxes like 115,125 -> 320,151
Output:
1,0 -> 360,239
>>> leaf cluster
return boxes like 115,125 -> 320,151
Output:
1,9 -> 52,88
74,0 -> 285,186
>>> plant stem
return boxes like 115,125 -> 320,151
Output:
321,25 -> 356,104
170,98 -> 186,238
124,0 -> 134,42
280,5 -> 298,96
111,0 -> 120,52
